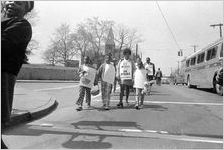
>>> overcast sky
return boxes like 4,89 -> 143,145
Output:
29,1 -> 223,75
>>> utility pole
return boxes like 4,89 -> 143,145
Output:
210,23 -> 223,38
135,44 -> 138,61
191,45 -> 198,52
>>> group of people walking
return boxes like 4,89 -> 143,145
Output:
76,48 -> 162,111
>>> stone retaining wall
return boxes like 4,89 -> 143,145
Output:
17,64 -> 79,81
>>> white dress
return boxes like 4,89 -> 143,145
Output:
133,68 -> 147,89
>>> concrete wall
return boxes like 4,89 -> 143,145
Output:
17,64 -> 80,80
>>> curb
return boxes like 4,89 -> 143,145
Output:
3,98 -> 58,129
16,80 -> 79,83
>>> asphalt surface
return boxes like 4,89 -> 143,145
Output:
2,82 -> 223,149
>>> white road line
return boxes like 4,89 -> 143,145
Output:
30,125 -> 223,144
93,99 -> 223,106
119,129 -> 142,132
34,85 -> 79,92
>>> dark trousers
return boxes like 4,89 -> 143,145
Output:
1,72 -> 16,149
76,86 -> 91,106
119,84 -> 130,103
1,72 -> 16,124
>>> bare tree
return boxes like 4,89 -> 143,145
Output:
24,9 -> 40,63
82,17 -> 114,58
51,23 -> 78,66
42,44 -> 59,66
70,25 -> 91,64
114,24 -> 143,58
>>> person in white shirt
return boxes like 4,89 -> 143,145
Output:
133,58 -> 147,109
144,57 -> 155,94
97,53 -> 116,110
76,56 -> 97,111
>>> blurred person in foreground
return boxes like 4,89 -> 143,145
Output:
1,1 -> 34,148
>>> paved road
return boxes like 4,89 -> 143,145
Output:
3,82 -> 223,149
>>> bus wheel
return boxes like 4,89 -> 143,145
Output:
187,76 -> 192,88
213,79 -> 223,96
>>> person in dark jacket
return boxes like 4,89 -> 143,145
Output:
155,68 -> 163,86
1,1 -> 34,149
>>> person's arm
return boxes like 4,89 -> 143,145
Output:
116,60 -> 121,80
131,61 -> 136,79
153,64 -> 155,76
2,19 -> 32,55
97,64 -> 104,80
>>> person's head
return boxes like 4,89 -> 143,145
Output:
146,57 -> 151,63
84,56 -> 90,64
136,58 -> 144,69
2,1 -> 34,18
123,48 -> 131,60
105,53 -> 112,64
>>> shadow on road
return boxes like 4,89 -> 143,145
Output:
195,88 -> 215,94
3,120 -> 145,149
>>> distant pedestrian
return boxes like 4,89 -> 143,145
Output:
116,48 -> 135,108
144,57 -> 155,94
155,68 -> 163,86
76,56 -> 97,111
97,53 -> 116,110
1,1 -> 34,148
133,58 -> 147,109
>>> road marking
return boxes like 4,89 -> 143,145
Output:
92,99 -> 223,106
29,125 -> 223,144
119,129 -> 142,132
34,85 -> 79,92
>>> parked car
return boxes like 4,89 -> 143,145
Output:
161,77 -> 170,84
174,75 -> 186,85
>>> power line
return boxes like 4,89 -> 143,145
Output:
156,1 -> 181,50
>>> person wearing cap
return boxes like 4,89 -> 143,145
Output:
116,48 -> 135,108
144,57 -> 155,94
1,1 -> 34,148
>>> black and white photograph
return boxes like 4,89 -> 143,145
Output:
1,0 -> 223,149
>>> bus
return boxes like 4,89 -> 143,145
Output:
183,38 -> 223,95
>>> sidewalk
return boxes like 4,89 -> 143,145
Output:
3,87 -> 58,129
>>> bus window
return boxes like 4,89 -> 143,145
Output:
190,57 -> 196,66
211,46 -> 217,59
220,43 -> 223,58
206,46 -> 217,61
197,52 -> 205,64
186,60 -> 190,67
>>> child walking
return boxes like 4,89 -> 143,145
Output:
116,48 -> 135,108
97,53 -> 116,110
76,56 -> 97,111
133,58 -> 147,109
